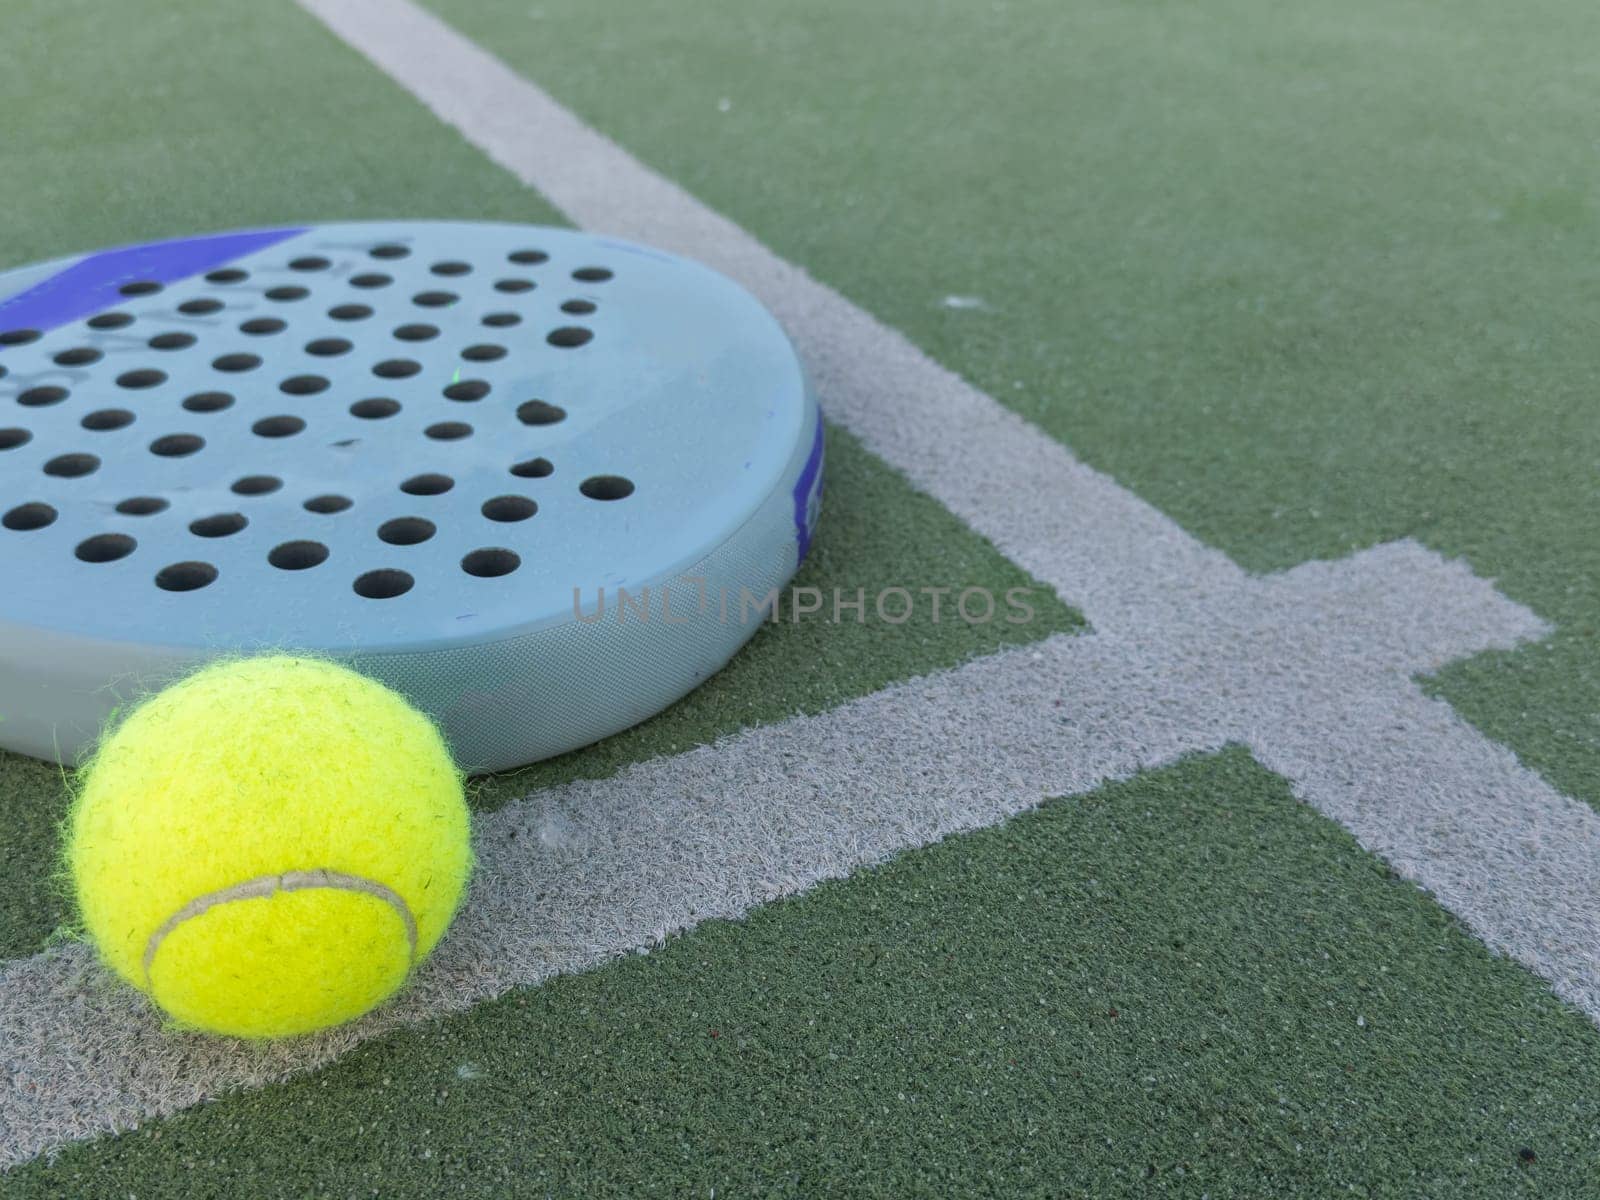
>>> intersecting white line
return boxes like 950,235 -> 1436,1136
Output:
2,0 -> 1597,1169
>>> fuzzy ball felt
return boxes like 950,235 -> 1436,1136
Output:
67,656 -> 472,1039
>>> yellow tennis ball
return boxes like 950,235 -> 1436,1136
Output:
66,656 -> 471,1039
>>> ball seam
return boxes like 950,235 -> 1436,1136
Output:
141,868 -> 419,986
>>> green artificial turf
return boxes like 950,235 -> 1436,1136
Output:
15,748 -> 1600,1198
425,0 -> 1600,812
0,0 -> 1077,959
0,752 -> 70,960
5,0 -> 1599,1192
0,0 -> 561,273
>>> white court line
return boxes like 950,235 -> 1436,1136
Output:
3,0 -> 1597,1168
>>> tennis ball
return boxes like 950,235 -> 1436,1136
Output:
67,656 -> 471,1039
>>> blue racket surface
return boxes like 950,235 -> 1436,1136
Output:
0,222 -> 822,771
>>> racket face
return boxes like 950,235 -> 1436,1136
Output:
0,222 -> 821,770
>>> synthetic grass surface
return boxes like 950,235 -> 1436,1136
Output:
2,0 -> 1597,1193
14,749 -> 1600,1198
0,0 -> 1077,959
0,1 -> 558,271
425,0 -> 1600,813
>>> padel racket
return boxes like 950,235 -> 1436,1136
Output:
0,222 -> 822,771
